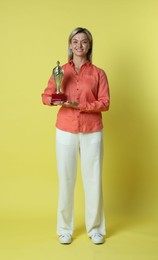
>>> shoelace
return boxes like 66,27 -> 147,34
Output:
92,233 -> 102,238
60,233 -> 71,239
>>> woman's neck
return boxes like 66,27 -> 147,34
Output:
73,57 -> 87,72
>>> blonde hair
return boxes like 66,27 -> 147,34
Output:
68,27 -> 93,62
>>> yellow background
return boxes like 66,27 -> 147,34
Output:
0,0 -> 158,259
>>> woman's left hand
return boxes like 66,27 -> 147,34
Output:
62,101 -> 80,109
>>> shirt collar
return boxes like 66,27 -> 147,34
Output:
69,59 -> 91,67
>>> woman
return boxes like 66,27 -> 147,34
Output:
41,27 -> 110,244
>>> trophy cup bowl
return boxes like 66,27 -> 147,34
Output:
51,61 -> 67,102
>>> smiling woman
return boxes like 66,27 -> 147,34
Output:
41,27 -> 110,244
1,0 -> 158,258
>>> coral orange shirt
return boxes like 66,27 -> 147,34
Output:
41,60 -> 110,133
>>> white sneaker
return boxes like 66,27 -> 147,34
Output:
91,233 -> 104,244
59,233 -> 72,244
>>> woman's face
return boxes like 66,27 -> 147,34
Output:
70,33 -> 90,59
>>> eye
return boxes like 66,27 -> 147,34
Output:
72,40 -> 78,44
82,40 -> 89,45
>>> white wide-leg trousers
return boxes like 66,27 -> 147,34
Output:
56,128 -> 106,237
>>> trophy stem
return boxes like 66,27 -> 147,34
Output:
56,83 -> 60,94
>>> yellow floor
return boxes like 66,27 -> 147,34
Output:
0,216 -> 158,260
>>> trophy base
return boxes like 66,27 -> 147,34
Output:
51,93 -> 67,102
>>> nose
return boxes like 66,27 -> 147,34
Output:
76,41 -> 82,47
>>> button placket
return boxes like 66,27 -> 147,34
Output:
76,77 -> 79,101
75,76 -> 80,131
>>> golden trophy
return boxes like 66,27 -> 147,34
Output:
51,61 -> 67,102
